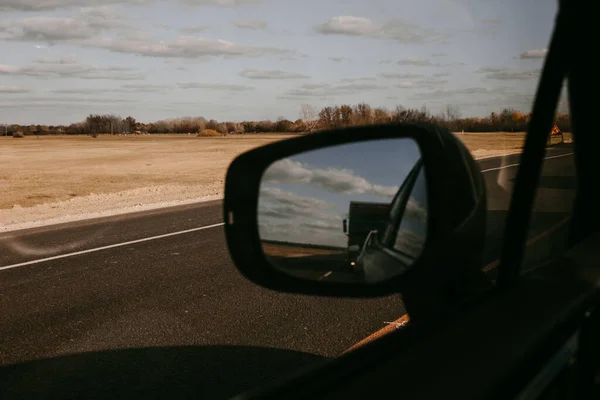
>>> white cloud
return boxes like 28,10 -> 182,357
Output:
258,187 -> 345,246
314,16 -> 442,44
0,60 -> 145,80
280,82 -> 384,99
233,20 -> 267,30
393,228 -> 426,259
379,72 -> 424,79
85,35 -> 289,59
0,0 -> 261,11
259,187 -> 333,213
480,19 -> 501,25
262,158 -> 397,199
77,6 -> 126,29
5,95 -> 134,104
412,78 -> 447,87
488,70 -> 539,80
474,67 -> 505,73
0,0 -> 146,11
257,181 -> 427,249
397,57 -> 442,67
0,16 -> 99,42
476,67 -> 540,80
395,78 -> 448,89
0,7 -> 125,42
180,0 -> 263,6
81,70 -> 145,80
339,77 -> 377,82
122,83 -> 171,91
181,25 -> 209,34
51,84 -> 171,94
34,55 -> 77,64
177,82 -> 254,91
410,86 -> 509,100
369,75 -> 447,89
0,85 -> 31,93
240,69 -> 309,79
329,57 -> 347,62
0,10 -> 287,59
404,198 -> 427,224
520,49 -> 547,59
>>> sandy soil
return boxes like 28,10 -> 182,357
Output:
0,132 -> 570,232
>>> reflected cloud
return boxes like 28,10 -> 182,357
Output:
393,228 -> 426,259
405,197 -> 427,223
263,158 -> 397,199
258,187 -> 345,247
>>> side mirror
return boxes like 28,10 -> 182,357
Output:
223,123 -> 486,300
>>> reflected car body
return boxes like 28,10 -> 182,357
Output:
343,201 -> 391,267
354,159 -> 426,283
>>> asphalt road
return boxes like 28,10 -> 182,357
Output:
0,145 -> 575,398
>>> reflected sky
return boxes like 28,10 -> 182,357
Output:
258,138 -> 422,247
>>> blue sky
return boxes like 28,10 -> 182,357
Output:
0,0 -> 558,125
257,138 -> 424,246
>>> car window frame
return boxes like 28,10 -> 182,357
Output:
381,159 -> 423,248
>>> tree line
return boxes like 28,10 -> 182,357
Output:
2,103 -> 571,136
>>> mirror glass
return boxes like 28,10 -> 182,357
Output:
258,138 -> 428,284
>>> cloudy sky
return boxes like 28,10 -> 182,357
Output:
258,138 -> 425,247
0,0 -> 557,125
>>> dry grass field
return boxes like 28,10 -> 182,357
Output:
1,133 -> 294,210
0,131 -> 571,231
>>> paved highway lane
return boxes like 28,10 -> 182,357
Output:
480,144 -> 575,273
0,145 -> 575,394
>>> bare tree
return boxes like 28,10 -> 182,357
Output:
318,106 -> 334,129
444,105 -> 461,121
339,104 -> 353,127
124,116 -> 136,133
300,104 -> 318,133
373,107 -> 389,124
354,102 -> 372,125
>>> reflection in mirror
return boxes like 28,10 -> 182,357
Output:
258,138 -> 428,285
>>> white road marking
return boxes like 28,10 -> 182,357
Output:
0,222 -> 225,272
474,150 -> 523,161
481,152 -> 573,173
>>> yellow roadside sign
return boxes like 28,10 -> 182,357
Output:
550,125 -> 561,135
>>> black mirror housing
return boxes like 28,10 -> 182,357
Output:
223,123 -> 487,299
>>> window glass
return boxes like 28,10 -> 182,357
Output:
521,83 -> 575,272
0,0 -> 566,388
393,165 -> 428,258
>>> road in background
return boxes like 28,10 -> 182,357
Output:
0,145 -> 575,387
